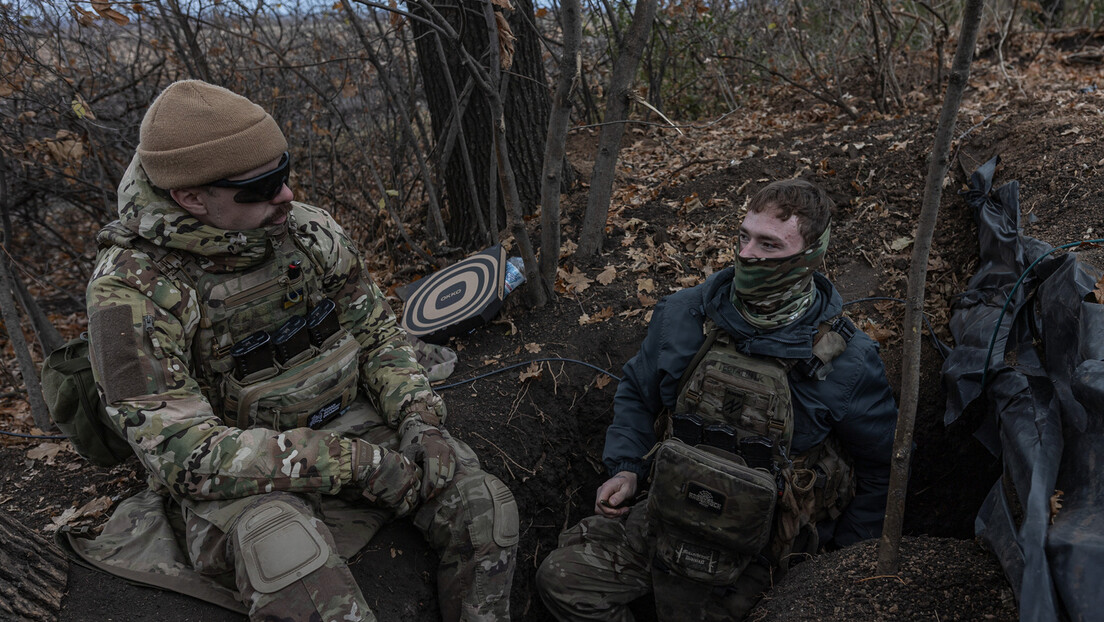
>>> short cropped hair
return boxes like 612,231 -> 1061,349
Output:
747,179 -> 834,246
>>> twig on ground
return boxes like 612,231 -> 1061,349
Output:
857,573 -> 908,585
472,431 -> 535,476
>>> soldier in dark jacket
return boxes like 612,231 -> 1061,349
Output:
537,179 -> 897,621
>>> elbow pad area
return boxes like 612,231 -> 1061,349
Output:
234,499 -> 330,593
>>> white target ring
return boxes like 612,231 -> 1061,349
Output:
401,246 -> 506,343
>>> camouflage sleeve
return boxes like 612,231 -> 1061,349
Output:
87,246 -> 355,501
291,204 -> 446,429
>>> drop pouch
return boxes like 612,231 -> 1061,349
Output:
647,439 -> 777,584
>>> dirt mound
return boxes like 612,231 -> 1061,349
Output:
750,536 -> 1018,622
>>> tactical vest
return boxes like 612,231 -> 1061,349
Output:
648,317 -> 857,589
102,214 -> 361,431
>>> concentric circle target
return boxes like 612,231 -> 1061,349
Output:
401,246 -> 506,343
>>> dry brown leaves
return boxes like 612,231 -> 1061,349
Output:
557,266 -> 593,295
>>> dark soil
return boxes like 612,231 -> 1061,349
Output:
751,537 -> 1018,622
4,32 -> 1104,621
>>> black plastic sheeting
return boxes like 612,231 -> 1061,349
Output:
942,156 -> 1104,622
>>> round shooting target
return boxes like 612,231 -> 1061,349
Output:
401,246 -> 506,343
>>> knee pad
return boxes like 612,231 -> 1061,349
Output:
457,473 -> 519,549
234,500 -> 331,594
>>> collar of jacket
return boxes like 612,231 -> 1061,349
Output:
702,266 -> 844,360
110,153 -> 286,273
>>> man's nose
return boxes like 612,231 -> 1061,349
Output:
273,183 -> 294,204
738,242 -> 759,259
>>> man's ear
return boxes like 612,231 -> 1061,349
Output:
169,187 -> 210,218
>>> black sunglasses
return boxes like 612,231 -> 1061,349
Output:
208,152 -> 290,204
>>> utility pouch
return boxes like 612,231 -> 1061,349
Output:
41,334 -> 132,467
648,439 -> 776,584
222,328 -> 360,431
794,434 -> 855,523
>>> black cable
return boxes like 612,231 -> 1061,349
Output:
434,357 -> 623,390
0,429 -> 67,440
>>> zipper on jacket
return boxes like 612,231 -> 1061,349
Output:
143,314 -> 168,392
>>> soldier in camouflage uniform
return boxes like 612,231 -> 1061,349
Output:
536,180 -> 897,621
75,80 -> 518,621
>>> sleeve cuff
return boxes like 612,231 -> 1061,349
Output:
608,460 -> 648,480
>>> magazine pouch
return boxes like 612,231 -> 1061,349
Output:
222,330 -> 360,431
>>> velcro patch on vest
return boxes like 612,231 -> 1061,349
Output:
685,482 -> 726,515
673,541 -> 721,575
308,397 -> 346,429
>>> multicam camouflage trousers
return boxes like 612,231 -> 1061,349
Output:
535,502 -> 772,622
65,399 -> 518,622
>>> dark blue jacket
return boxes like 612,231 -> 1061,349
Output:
605,268 -> 897,547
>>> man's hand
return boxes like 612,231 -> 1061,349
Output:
352,439 -> 421,517
595,471 -> 638,517
400,421 -> 456,500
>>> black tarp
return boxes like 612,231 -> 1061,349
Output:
942,157 -> 1104,622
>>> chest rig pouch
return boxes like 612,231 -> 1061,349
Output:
650,318 -> 856,587
139,223 -> 361,432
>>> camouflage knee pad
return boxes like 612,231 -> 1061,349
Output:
231,498 -> 373,621
421,471 -> 518,620
234,499 -> 330,593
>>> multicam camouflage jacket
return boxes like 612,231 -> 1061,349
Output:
86,154 -> 446,502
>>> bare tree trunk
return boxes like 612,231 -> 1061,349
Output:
877,0 -> 984,575
0,246 -> 53,432
538,0 -> 581,303
12,276 -> 63,355
0,158 -> 63,355
406,0 -> 553,250
0,508 -> 68,621
577,0 -> 658,257
479,0 -> 545,307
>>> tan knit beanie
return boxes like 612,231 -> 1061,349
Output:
137,80 -> 288,189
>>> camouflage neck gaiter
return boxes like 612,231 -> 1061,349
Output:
730,224 -> 830,330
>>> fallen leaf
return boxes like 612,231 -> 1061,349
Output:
637,278 -> 655,293
578,307 -> 614,325
525,342 -> 541,353
638,292 -> 657,307
558,266 -> 593,294
596,374 -> 612,389
1094,273 -> 1104,304
47,507 -> 79,531
27,443 -> 62,465
889,236 -> 913,251
75,495 -> 112,519
677,275 -> 703,288
863,324 -> 897,344
519,362 -> 543,382
596,265 -> 617,285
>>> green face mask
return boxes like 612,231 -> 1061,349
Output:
730,224 -> 830,330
